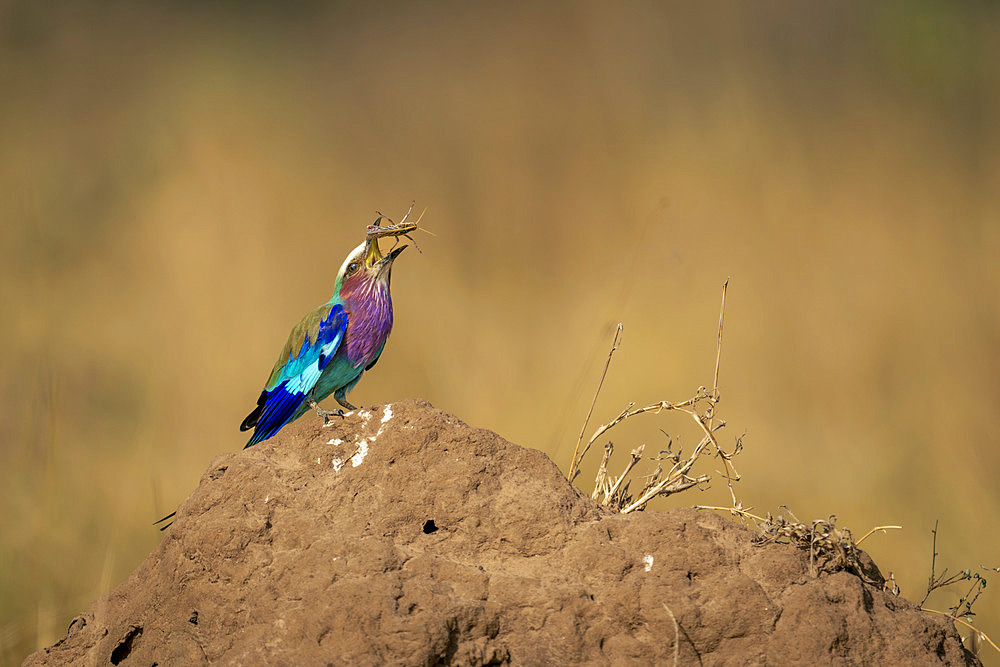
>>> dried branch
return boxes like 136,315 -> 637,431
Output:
855,525 -> 902,546
568,323 -> 623,482
915,522 -> 999,657
662,603 -> 680,667
920,521 -> 974,607
602,444 -> 644,508
591,442 -> 614,501
566,280 -> 742,514
709,278 -> 728,420
695,505 -> 766,524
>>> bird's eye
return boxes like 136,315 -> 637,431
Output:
348,262 -> 359,273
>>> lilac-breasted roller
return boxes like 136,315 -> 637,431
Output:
239,231 -> 409,448
154,221 -> 414,528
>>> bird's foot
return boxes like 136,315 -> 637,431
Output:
309,400 -> 345,425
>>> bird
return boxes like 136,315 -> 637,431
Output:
239,232 -> 410,448
154,220 -> 413,530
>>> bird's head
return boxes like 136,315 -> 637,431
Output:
335,236 -> 408,295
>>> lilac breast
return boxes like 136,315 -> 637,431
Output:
342,282 -> 393,368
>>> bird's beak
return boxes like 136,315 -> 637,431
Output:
365,237 -> 407,274
364,237 -> 384,268
379,244 -> 407,273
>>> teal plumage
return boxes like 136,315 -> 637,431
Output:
239,236 -> 406,448
239,303 -> 348,447
154,228 -> 412,529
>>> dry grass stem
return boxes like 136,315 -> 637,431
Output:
567,281 -> 743,514
694,505 -> 766,524
709,278 -> 728,413
568,323 -> 623,482
618,429 -> 722,513
753,511 -> 872,580
591,442 -> 614,501
915,521 -> 998,656
855,525 -> 903,546
602,444 -> 644,508
918,521 -> 987,609
699,505 -> 898,584
662,603 -> 680,667
621,473 -> 709,514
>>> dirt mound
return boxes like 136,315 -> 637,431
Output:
26,399 -> 976,665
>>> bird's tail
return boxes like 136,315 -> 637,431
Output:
240,402 -> 264,432
244,429 -> 267,449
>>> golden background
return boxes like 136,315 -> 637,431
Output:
2,1 -> 998,662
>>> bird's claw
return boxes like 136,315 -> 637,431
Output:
309,400 -> 345,424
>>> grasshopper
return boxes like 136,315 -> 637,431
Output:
367,201 -> 426,253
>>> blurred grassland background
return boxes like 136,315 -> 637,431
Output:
2,0 -> 999,662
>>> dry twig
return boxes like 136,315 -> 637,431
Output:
915,521 -> 998,657
602,444 -> 644,509
855,525 -> 902,546
920,521 -> 976,607
591,442 -> 614,501
568,323 -> 623,483
567,281 -> 742,514
662,603 -> 680,667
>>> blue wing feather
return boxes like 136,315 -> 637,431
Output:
244,303 -> 347,448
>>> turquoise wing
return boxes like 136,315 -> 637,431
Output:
241,303 -> 347,448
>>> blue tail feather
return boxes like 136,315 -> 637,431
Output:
244,383 -> 306,448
